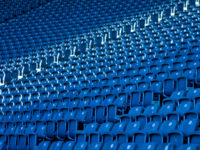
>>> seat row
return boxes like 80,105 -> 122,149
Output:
0,119 -> 199,149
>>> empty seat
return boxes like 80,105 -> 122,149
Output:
189,133 -> 200,144
159,120 -> 178,136
125,122 -> 141,137
61,141 -> 75,150
136,143 -> 157,150
151,103 -> 175,121
74,142 -> 88,150
130,91 -> 142,107
164,79 -> 176,97
102,122 -> 127,143
118,143 -> 135,150
121,106 -> 144,122
89,122 -> 113,143
179,119 -> 199,136
143,105 -> 159,117
168,132 -> 184,144
143,90 -> 153,106
102,142 -> 118,150
156,144 -> 175,150
177,144 -> 200,150
35,141 -> 51,150
76,123 -> 99,142
49,141 -> 64,150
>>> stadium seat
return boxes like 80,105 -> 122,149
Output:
0,0 -> 200,148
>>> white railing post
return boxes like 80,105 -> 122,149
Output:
70,47 -> 76,57
131,22 -> 137,32
171,6 -> 176,16
55,53 -> 60,64
196,0 -> 200,6
145,16 -> 151,26
117,27 -> 122,38
101,34 -> 107,45
184,0 -> 189,11
18,67 -> 24,80
87,39 -> 92,50
158,11 -> 164,22
0,72 -> 5,86
36,60 -> 42,72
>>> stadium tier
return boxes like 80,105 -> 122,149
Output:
0,0 -> 200,149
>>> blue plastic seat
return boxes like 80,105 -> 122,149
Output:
5,111 -> 13,122
133,132 -> 147,143
186,89 -> 200,99
150,65 -> 160,74
186,60 -> 199,69
115,93 -> 127,108
108,123 -> 127,141
170,69 -> 182,80
131,91 -> 142,107
167,102 -> 193,121
179,119 -> 199,136
68,99 -> 80,110
80,88 -> 90,97
90,87 -> 101,97
95,105 -> 106,123
177,144 -> 200,150
159,120 -> 178,136
177,77 -> 188,91
189,133 -> 200,144
91,95 -> 102,107
132,75 -> 143,84
13,111 -> 22,122
49,141 -> 64,150
143,121 -> 160,133
0,137 -> 6,150
61,141 -> 75,150
174,91 -> 187,101
177,99 -> 193,116
25,123 -> 35,135
89,122 -> 113,143
102,142 -> 118,150
101,86 -> 112,96
118,143 -> 135,150
35,141 -> 51,150
124,83 -> 137,93
57,119 -> 68,140
88,143 -> 102,150
143,105 -> 159,117
0,123 -> 5,135
121,106 -> 144,122
168,132 -> 184,144
112,84 -> 123,93
7,135 -> 17,150
156,144 -> 175,150
144,73 -> 155,82
79,96 -> 91,108
35,121 -> 47,138
164,78 -> 176,96
151,103 -> 175,122
76,123 -> 99,142
136,143 -> 157,150
138,82 -> 149,91
196,67 -> 200,85
143,90 -> 153,106
74,142 -> 88,150
150,80 -> 163,94
183,68 -> 195,81
125,122 -> 141,137
82,123 -> 99,135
